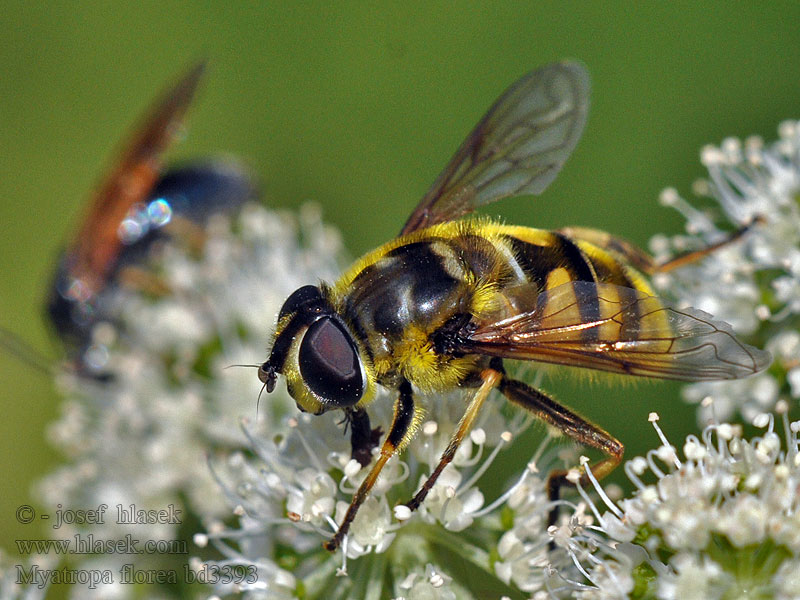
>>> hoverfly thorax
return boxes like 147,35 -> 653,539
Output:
261,284 -> 374,415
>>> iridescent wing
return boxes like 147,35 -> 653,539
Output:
68,61 -> 206,291
112,160 -> 256,272
459,281 -> 770,381
401,61 -> 590,235
48,63 -> 256,358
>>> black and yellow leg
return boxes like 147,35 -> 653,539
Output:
404,367 -> 503,511
559,220 -> 760,275
324,380 -> 415,552
497,376 -> 623,524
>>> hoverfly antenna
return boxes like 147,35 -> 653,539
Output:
258,360 -> 276,393
256,378 -> 268,418
254,361 -> 277,417
224,363 -> 261,369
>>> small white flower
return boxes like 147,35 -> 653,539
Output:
773,559 -> 800,600
572,409 -> 800,599
652,121 -> 800,423
287,469 -> 338,525
0,551 -> 56,600
394,564 -> 457,600
204,390 -> 577,597
657,554 -> 729,600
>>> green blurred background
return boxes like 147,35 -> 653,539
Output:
1,1 -> 799,568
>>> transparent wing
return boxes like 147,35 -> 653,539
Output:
462,281 -> 771,381
401,61 -> 590,235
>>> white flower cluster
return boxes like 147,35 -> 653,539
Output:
37,197 -> 585,599
196,385 -> 580,598
37,203 -> 343,598
650,120 -> 800,423
569,406 -> 800,600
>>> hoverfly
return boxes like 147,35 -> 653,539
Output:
47,62 -> 255,375
258,62 -> 771,552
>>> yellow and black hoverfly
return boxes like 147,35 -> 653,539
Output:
258,61 -> 771,552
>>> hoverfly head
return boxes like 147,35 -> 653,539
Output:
264,285 -> 372,415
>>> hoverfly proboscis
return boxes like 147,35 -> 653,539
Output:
258,62 -> 771,552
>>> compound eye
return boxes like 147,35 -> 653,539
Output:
299,317 -> 363,407
278,285 -> 323,320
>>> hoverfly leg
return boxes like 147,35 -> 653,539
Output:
497,377 -> 624,532
559,218 -> 761,276
651,217 -> 763,273
323,381 -> 415,552
345,407 -> 383,468
404,366 -> 503,511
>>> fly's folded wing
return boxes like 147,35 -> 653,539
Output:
462,281 -> 771,381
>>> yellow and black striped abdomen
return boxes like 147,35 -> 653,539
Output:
493,223 -> 652,293
331,219 -> 668,389
489,223 -> 669,349
491,222 -> 660,334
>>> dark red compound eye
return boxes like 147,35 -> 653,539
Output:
299,317 -> 363,407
